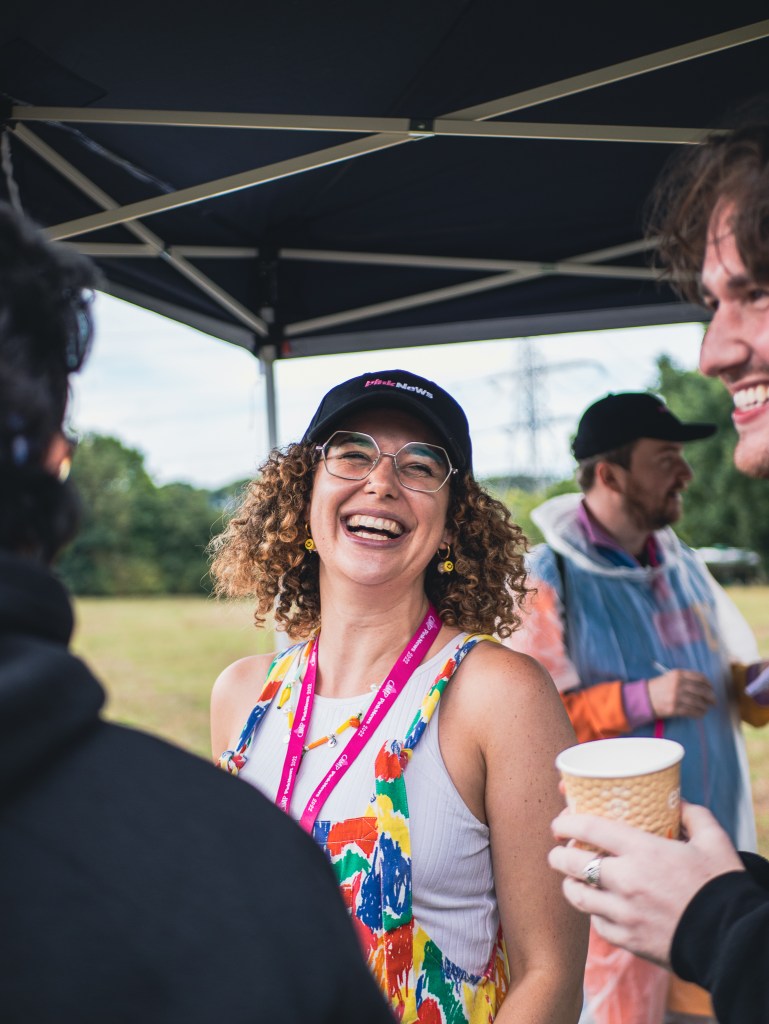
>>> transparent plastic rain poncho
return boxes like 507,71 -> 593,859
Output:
529,493 -> 757,852
526,494 -> 759,1024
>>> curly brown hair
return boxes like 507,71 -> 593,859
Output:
209,442 -> 530,640
648,116 -> 769,302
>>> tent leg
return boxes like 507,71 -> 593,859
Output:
260,345 -> 279,452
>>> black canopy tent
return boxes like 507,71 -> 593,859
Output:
2,3 -> 768,446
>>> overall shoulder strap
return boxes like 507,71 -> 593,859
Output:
402,633 -> 497,754
218,639 -> 312,775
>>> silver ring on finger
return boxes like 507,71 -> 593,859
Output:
582,855 -> 604,889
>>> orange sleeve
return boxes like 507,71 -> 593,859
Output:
506,579 -> 630,742
561,683 -> 631,743
732,663 -> 769,728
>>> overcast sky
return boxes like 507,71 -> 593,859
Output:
68,292 -> 706,490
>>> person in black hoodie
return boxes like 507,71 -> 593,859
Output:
0,202 -> 392,1024
548,117 -> 769,1024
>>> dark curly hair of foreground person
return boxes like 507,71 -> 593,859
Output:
0,203 -> 99,560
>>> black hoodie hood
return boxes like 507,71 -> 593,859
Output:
0,551 -> 104,799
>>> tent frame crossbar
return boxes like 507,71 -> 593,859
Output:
13,107 -> 713,145
283,242 -> 664,338
71,241 -> 655,279
38,131 -> 416,241
13,124 -> 269,336
446,18 -> 769,120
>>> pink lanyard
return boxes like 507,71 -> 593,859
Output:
275,605 -> 441,833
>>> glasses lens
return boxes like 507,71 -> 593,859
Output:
63,290 -> 94,372
323,432 -> 380,479
394,442 -> 451,492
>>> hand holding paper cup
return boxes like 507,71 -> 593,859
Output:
556,737 -> 684,845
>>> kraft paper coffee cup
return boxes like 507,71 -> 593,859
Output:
556,737 -> 684,842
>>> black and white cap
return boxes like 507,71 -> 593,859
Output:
572,392 -> 716,460
302,369 -> 473,473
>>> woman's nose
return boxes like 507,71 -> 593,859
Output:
364,453 -> 400,493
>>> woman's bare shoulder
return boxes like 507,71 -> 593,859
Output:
459,639 -> 555,692
450,639 -> 572,742
213,651 -> 277,695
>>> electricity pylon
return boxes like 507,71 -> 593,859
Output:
491,338 -> 604,486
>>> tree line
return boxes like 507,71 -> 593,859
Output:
57,435 -> 246,595
58,358 -> 769,596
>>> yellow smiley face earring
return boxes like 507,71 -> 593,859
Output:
436,542 -> 454,574
304,524 -> 316,553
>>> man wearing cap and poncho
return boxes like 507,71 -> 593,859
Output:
504,391 -> 766,1024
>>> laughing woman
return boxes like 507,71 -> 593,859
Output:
210,370 -> 587,1023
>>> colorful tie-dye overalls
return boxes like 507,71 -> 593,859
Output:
220,634 -> 509,1023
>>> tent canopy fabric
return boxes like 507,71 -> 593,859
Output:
2,3 -> 768,371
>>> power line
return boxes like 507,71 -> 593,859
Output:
491,338 -> 605,485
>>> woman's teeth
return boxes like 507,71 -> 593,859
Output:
345,514 -> 404,538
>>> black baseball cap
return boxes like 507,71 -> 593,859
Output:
572,392 -> 716,460
302,369 -> 473,472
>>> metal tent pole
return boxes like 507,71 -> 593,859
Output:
260,345 -> 279,453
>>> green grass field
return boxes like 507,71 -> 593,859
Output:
73,587 -> 769,847
72,596 -> 275,759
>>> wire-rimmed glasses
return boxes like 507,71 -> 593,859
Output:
316,430 -> 456,493
62,288 -> 95,372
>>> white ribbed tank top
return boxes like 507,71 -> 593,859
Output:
238,633 -> 498,974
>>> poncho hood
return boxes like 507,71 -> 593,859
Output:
531,492 -> 686,579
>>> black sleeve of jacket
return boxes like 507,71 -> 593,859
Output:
671,852 -> 769,1024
